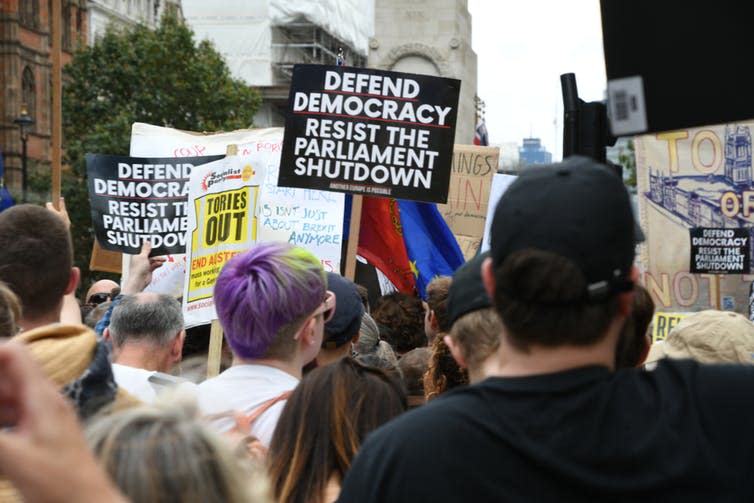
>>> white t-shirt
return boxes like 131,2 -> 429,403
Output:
196,364 -> 299,446
112,363 -> 158,403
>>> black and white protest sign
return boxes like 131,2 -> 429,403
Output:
689,227 -> 751,274
87,153 -> 222,255
278,64 -> 461,203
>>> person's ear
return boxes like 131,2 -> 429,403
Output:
443,335 -> 467,369
617,266 -> 640,318
481,257 -> 495,300
103,327 -> 111,343
65,267 -> 80,296
296,316 -> 318,345
429,311 -> 440,332
171,330 -> 186,363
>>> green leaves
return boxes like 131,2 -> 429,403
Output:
61,10 -> 261,292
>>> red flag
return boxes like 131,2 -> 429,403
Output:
357,196 -> 416,293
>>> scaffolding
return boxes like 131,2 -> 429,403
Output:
271,20 -> 367,84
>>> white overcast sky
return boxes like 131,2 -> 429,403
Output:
467,0 -> 606,160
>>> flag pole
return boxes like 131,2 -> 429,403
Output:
51,0 -> 62,208
344,195 -> 362,280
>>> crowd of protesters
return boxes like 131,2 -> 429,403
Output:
2,156 -> 754,502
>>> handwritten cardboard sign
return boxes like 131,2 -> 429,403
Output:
437,145 -> 499,259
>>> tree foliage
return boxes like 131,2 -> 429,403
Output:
618,139 -> 636,189
58,12 -> 260,292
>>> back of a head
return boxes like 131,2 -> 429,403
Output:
268,357 -> 407,503
647,310 -> 754,365
86,399 -> 269,503
398,347 -> 431,396
424,337 -> 468,400
371,292 -> 426,354
0,204 -> 72,321
447,252 -> 502,372
489,157 -> 641,350
425,276 -> 453,334
356,353 -> 403,383
352,312 -> 398,365
450,308 -> 502,372
213,242 -> 326,361
322,272 -> 365,350
615,284 -> 655,369
108,293 -> 183,348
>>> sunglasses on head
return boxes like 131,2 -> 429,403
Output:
312,290 -> 336,323
87,292 -> 110,305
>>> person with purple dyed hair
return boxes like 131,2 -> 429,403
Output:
196,242 -> 334,446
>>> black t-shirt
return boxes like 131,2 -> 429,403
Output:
338,359 -> 754,502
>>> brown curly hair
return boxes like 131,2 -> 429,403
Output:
372,292 -> 426,354
423,336 -> 468,401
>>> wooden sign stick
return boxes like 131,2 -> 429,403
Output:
344,194 -> 363,280
206,144 -> 238,378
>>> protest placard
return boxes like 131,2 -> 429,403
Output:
689,227 -> 750,274
129,123 -> 345,295
278,65 -> 460,203
259,161 -> 343,273
650,311 -> 688,343
183,153 -> 264,326
437,145 -> 499,259
636,124 -> 754,313
86,153 -> 222,255
480,173 -> 518,253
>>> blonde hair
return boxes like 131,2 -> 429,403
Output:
86,396 -> 271,503
448,307 -> 502,371
0,281 -> 21,338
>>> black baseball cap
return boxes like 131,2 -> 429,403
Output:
447,252 -> 493,326
323,272 -> 365,349
490,156 -> 643,301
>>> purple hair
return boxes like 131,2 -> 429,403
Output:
213,242 -> 326,359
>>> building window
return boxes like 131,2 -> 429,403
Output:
19,0 -> 40,29
62,2 -> 72,50
22,66 -> 36,126
76,4 -> 83,35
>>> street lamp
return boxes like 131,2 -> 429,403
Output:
13,106 -> 35,203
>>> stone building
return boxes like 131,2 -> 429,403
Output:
368,0 -> 477,145
0,0 -> 88,193
0,0 -> 181,197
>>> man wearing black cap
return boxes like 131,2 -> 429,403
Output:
443,251 -> 503,383
338,157 -> 754,502
316,272 -> 365,367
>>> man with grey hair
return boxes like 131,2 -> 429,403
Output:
103,292 -> 185,403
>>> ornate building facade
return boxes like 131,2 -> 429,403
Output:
368,0 -> 477,145
0,0 -> 87,194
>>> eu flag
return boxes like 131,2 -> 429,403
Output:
397,200 -> 465,298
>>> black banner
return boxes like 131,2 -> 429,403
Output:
278,64 -> 460,203
689,227 -> 751,274
86,153 -> 223,255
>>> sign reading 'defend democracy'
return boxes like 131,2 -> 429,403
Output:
689,227 -> 751,274
278,64 -> 461,203
86,153 -> 223,255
